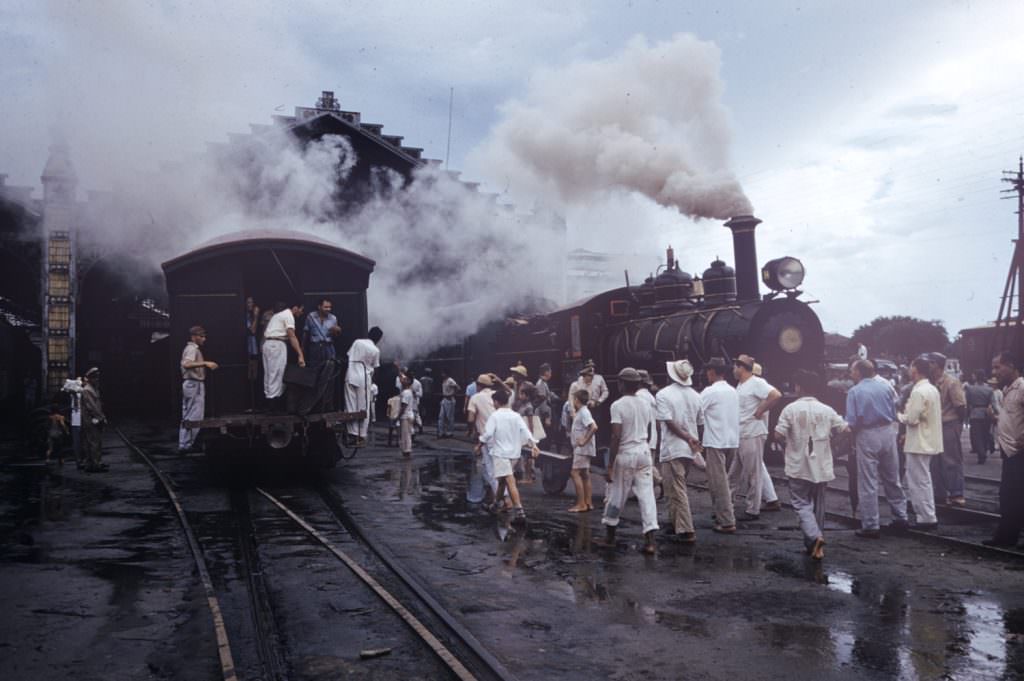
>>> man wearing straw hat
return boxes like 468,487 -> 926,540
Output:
656,360 -> 702,542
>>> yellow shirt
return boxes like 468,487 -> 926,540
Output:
899,379 -> 943,455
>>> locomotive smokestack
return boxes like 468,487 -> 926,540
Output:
724,214 -> 761,301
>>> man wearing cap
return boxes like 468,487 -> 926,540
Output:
81,368 -> 108,472
656,360 -> 703,542
699,358 -> 738,533
179,326 -> 219,454
467,374 -> 501,501
570,361 -> 608,414
345,327 -> 383,446
927,353 -> 967,506
601,367 -> 659,554
732,354 -> 782,520
984,352 -> 1024,547
846,359 -> 908,537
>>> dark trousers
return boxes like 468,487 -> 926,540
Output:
994,452 -> 1024,545
969,418 -> 994,457
83,425 -> 103,467
845,441 -> 859,515
931,421 -> 965,501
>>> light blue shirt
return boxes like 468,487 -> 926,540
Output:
846,377 -> 897,429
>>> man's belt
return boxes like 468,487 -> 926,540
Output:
265,337 -> 286,342
182,378 -> 205,382
859,420 -> 894,429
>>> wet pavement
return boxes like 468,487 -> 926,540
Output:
337,434 -> 1024,681
2,422 -> 1023,680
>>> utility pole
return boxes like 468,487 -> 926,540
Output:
996,156 -> 1024,351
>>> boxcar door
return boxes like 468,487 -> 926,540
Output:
173,292 -> 247,416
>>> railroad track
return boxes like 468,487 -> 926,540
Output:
116,428 -> 519,681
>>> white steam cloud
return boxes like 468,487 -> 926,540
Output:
473,33 -> 752,220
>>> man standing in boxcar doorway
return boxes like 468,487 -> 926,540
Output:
179,326 -> 218,454
262,301 -> 306,407
303,298 -> 341,367
345,326 -> 383,447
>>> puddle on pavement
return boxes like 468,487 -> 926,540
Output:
365,453 -> 1024,679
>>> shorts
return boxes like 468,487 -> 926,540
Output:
490,454 -> 515,478
572,453 -> 593,470
399,419 -> 413,453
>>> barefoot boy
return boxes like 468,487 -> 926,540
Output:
568,389 -> 597,512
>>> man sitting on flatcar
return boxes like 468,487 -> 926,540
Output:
262,301 -> 306,409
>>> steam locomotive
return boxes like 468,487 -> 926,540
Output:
420,215 -> 825,491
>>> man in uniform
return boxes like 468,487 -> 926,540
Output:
345,326 -> 383,446
984,352 -> 1024,547
262,301 -> 306,407
179,325 -> 218,454
731,354 -> 782,520
569,361 -> 609,415
928,352 -> 967,506
965,371 -> 995,464
302,298 -> 341,367
81,367 -> 108,473
600,368 -> 659,554
656,360 -> 702,542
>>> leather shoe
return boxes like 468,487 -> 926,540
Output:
761,501 -> 782,512
887,519 -> 910,532
911,522 -> 938,531
739,512 -> 760,521
712,525 -> 736,534
855,529 -> 880,539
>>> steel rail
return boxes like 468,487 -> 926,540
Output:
116,428 -> 239,681
255,487 -> 489,681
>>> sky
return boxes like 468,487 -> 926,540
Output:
1,0 -> 1022,339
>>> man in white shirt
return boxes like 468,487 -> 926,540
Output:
569,363 -> 609,413
699,358 -> 739,533
345,326 -> 383,446
476,388 -> 539,521
898,357 -> 943,529
262,301 -> 306,406
656,360 -> 702,542
601,367 -> 659,554
397,373 -> 415,456
774,370 -> 849,560
731,354 -> 782,521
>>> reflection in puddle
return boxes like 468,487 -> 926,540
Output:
396,453 -> 1024,680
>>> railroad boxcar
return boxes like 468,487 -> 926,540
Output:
162,229 -> 374,467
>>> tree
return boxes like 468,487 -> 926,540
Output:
851,316 -> 950,363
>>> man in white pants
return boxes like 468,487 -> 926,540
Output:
732,354 -> 782,521
179,325 -> 218,454
600,367 -> 659,554
898,356 -> 942,529
345,327 -> 383,446
262,302 -> 306,407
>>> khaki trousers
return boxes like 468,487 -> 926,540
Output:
904,452 -> 938,524
662,457 -> 694,534
704,447 -> 736,528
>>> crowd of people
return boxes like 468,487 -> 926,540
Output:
404,350 -> 1023,559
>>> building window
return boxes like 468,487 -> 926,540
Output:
48,337 -> 70,362
49,237 -> 71,265
48,304 -> 70,331
48,272 -> 70,297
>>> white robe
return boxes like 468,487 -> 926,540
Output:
346,338 -> 380,438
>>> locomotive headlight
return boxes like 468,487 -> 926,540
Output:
779,326 -> 803,354
761,257 -> 805,291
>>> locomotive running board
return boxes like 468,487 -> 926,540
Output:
184,410 -> 366,430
